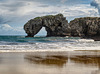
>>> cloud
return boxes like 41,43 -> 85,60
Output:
91,0 -> 100,14
0,17 -> 4,24
0,24 -> 25,35
61,4 -> 99,21
38,5 -> 49,7
0,15 -> 11,24
61,0 -> 67,3
0,24 -> 13,31
0,0 -> 98,23
0,0 -> 99,35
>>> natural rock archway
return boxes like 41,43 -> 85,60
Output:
24,14 -> 100,40
24,14 -> 71,37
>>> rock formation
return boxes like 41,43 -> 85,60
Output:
24,14 -> 71,37
24,14 -> 100,40
70,17 -> 100,40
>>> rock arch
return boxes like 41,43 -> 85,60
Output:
24,14 -> 100,40
24,14 -> 71,37
35,27 -> 47,36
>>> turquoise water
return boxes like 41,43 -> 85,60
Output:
0,35 -> 80,44
0,35 -> 100,50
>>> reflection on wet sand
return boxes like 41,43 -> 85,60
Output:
25,54 -> 100,67
24,53 -> 100,74
70,55 -> 100,67
0,52 -> 100,74
70,55 -> 100,74
25,55 -> 68,67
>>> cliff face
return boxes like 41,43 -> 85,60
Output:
24,14 -> 71,37
70,17 -> 100,37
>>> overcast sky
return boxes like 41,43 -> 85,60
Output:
0,0 -> 100,35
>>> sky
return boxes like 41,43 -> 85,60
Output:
0,0 -> 100,35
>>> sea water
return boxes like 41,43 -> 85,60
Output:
0,35 -> 100,51
0,36 -> 100,74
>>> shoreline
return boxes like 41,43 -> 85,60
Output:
0,48 -> 100,52
0,49 -> 74,52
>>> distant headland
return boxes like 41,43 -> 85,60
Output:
24,14 -> 100,41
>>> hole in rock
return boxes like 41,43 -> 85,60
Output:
35,27 -> 47,37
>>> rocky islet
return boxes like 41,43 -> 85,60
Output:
24,14 -> 100,41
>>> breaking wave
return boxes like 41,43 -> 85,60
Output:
0,36 -> 100,51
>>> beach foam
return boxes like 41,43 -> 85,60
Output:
0,44 -> 100,52
0,36 -> 100,52
77,39 -> 94,42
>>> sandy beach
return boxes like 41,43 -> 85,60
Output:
0,51 -> 100,74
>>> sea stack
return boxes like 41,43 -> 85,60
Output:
24,14 -> 100,41
70,17 -> 100,41
24,14 -> 71,37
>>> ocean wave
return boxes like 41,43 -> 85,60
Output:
77,39 -> 94,42
0,44 -> 100,51
0,41 -> 99,50
0,36 -> 100,51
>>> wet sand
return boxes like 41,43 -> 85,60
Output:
0,51 -> 100,74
